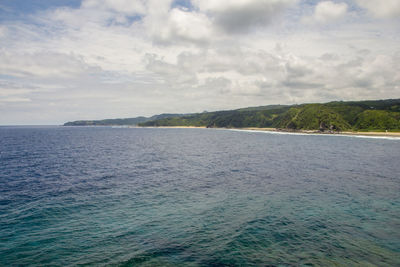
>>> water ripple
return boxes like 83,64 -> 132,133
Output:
0,127 -> 399,266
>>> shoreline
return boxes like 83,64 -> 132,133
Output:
241,127 -> 400,138
143,126 -> 206,129
142,126 -> 400,138
63,125 -> 400,138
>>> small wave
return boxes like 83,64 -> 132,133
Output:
226,129 -> 400,141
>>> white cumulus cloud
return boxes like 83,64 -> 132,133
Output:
147,8 -> 213,45
303,1 -> 348,24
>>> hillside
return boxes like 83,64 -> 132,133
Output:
64,113 -> 186,126
139,99 -> 400,132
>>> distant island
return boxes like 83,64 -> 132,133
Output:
64,99 -> 400,132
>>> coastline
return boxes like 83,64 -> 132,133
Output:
241,127 -> 400,138
140,126 -> 206,129
65,125 -> 400,138
142,126 -> 400,138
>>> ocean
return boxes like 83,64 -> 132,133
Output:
0,126 -> 399,266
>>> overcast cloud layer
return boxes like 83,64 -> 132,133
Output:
0,0 -> 399,124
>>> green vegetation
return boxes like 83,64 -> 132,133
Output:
139,99 -> 400,132
64,117 -> 147,126
64,99 -> 400,132
63,114 -> 185,126
275,104 -> 351,131
139,106 -> 291,128
354,110 -> 400,131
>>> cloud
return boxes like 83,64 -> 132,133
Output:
45,0 -> 146,29
0,0 -> 400,124
147,8 -> 213,45
143,0 -> 216,46
350,54 -> 400,90
192,0 -> 297,33
303,1 -> 348,24
81,0 -> 146,15
0,25 -> 7,37
0,97 -> 31,103
0,51 -> 101,78
355,0 -> 400,18
144,53 -> 198,86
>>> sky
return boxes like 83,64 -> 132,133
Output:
0,0 -> 399,125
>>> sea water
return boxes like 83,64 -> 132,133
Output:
0,126 -> 399,266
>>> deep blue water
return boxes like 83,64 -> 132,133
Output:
0,126 -> 399,266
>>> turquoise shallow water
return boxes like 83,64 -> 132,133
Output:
0,127 -> 399,266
